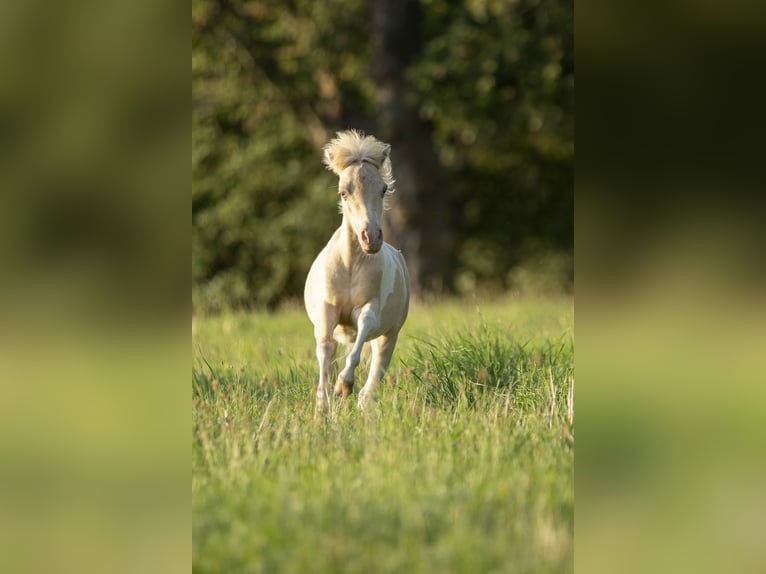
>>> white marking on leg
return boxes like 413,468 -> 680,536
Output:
337,306 -> 379,391
358,334 -> 397,408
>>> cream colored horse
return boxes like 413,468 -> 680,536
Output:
305,130 -> 410,411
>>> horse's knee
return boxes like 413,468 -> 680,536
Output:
316,338 -> 336,359
357,308 -> 378,332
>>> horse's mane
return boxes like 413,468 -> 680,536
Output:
323,130 -> 396,194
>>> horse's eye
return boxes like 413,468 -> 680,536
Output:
339,190 -> 349,199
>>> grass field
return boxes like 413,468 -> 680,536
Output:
192,296 -> 574,573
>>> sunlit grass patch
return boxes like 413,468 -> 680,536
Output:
192,296 -> 574,573
410,327 -> 573,412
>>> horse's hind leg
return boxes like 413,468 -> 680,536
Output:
358,333 -> 398,408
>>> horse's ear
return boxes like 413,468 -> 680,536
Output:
382,144 -> 391,160
323,146 -> 342,175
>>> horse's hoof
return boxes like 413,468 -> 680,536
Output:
315,394 -> 330,416
357,392 -> 374,410
334,377 -> 354,397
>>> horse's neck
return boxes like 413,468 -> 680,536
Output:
334,216 -> 363,269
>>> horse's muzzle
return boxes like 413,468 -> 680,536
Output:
360,228 -> 383,253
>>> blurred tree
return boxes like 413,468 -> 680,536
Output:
409,0 -> 574,294
192,0 -> 573,311
370,0 -> 455,294
192,0 -> 372,310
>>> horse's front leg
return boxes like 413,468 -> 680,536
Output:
358,333 -> 398,408
336,304 -> 379,398
314,304 -> 339,413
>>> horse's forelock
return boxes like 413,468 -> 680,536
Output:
323,130 -> 395,192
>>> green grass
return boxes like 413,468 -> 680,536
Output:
192,296 -> 574,573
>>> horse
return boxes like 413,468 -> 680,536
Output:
304,130 -> 410,411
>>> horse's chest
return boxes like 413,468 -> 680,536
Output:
328,264 -> 382,312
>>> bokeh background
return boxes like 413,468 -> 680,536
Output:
192,0 -> 573,311
1,0 -> 764,572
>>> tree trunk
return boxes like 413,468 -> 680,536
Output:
369,0 -> 454,295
